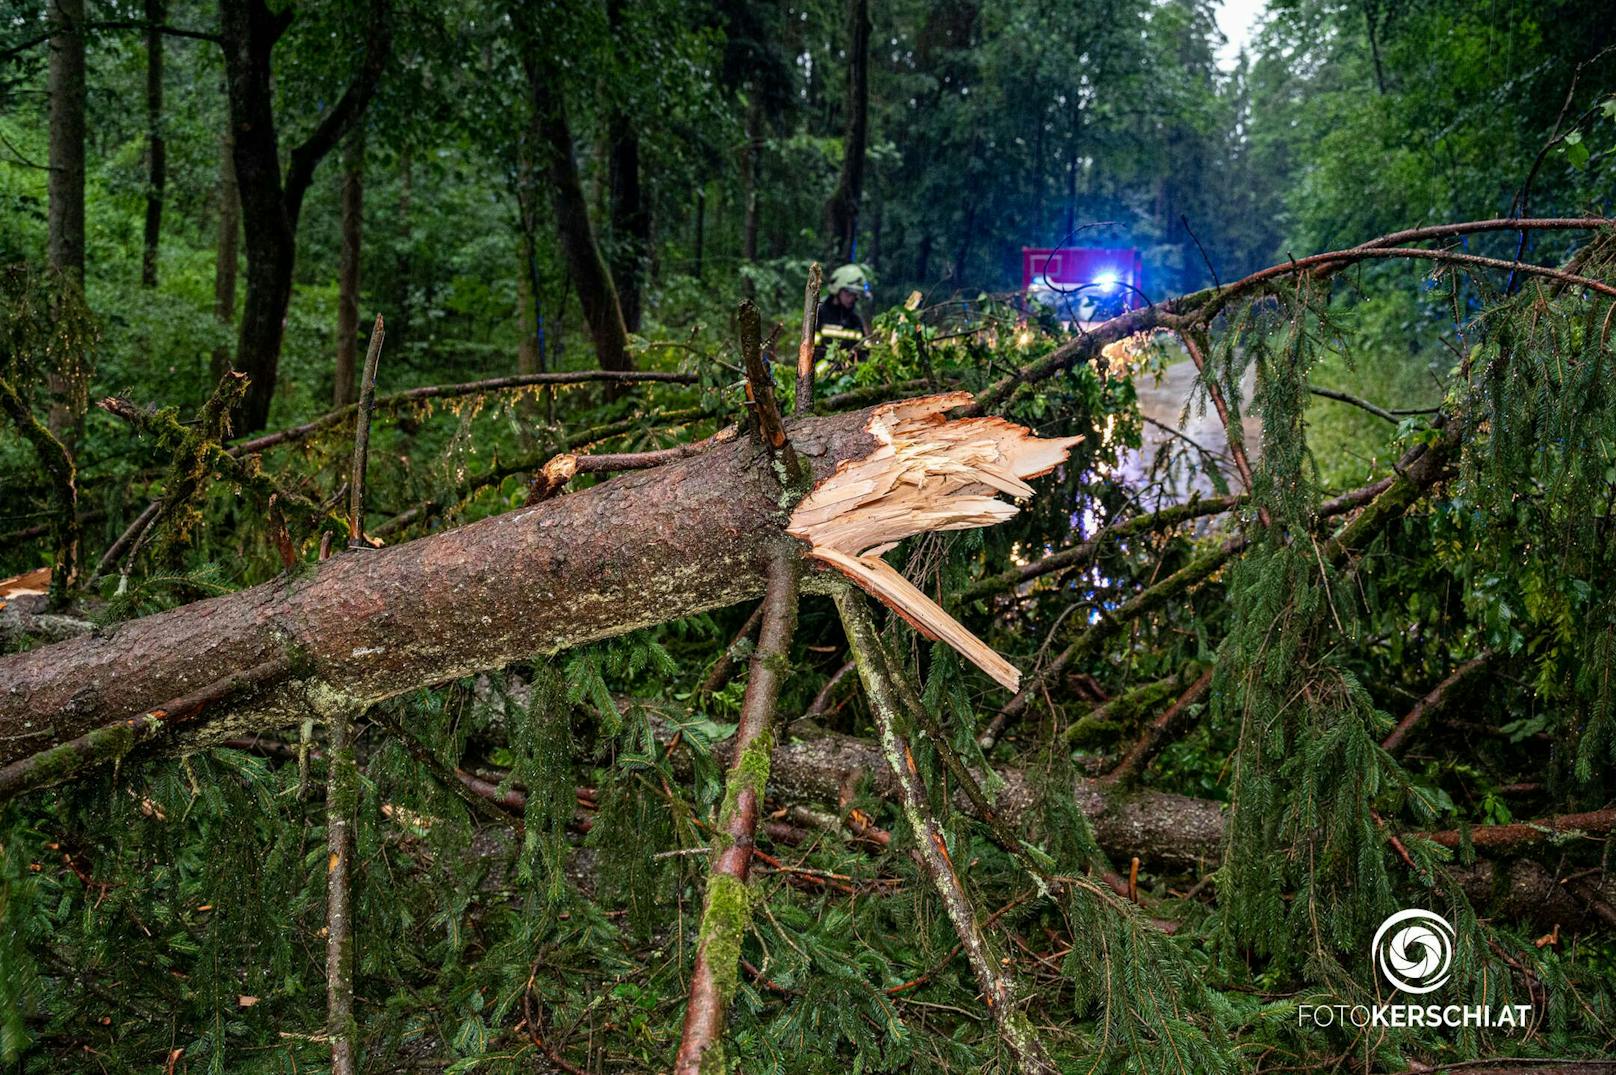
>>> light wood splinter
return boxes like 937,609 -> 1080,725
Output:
788,391 -> 1082,691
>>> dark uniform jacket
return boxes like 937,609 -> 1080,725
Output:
813,298 -> 868,364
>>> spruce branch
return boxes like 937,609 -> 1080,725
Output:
346,314 -> 385,549
1104,666 -> 1215,785
834,588 -> 1058,1075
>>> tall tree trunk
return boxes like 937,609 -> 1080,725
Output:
47,0 -> 85,283
212,119 -> 241,383
607,114 -> 648,333
218,0 -> 391,432
1363,0 -> 1388,95
822,0 -> 870,263
333,128 -> 365,406
0,403 -> 899,763
141,0 -> 167,289
393,146 -> 413,346
46,0 -> 87,443
953,199 -> 976,282
522,56 -> 632,376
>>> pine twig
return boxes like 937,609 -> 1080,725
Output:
1381,652 -> 1492,755
674,545 -> 801,1075
347,314 -> 385,548
324,712 -> 360,1075
834,589 -> 1057,1075
795,262 -> 822,416
1104,666 -> 1215,784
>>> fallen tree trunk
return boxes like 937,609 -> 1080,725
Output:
741,724 -> 1616,930
0,395 -> 1075,776
0,406 -> 868,766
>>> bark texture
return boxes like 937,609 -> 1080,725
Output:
823,0 -> 870,262
675,548 -> 800,1075
0,405 -> 895,768
141,0 -> 167,289
47,0 -> 85,283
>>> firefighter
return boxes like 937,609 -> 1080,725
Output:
813,263 -> 870,368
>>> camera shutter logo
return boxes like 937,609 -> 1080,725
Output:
1372,909 -> 1455,994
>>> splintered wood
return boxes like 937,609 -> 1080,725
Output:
787,392 -> 1082,691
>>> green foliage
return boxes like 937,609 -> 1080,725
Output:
3,0 -> 1616,1069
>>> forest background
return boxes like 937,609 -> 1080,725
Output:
2,0 -> 1616,1072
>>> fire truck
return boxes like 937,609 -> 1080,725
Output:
1021,246 -> 1145,327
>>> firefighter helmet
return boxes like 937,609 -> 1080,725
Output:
827,264 -> 869,296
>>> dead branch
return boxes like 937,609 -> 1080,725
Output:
834,589 -> 1057,1074
345,314 -> 385,548
805,659 -> 854,719
0,658 -> 291,802
229,368 -> 697,457
675,545 -> 800,1075
1213,245 -> 1616,308
1103,666 -> 1214,784
1178,327 -> 1255,492
1307,384 -> 1418,424
1381,652 -> 1494,755
1425,807 -> 1616,855
372,407 -> 709,537
994,538 -> 1245,730
739,299 -> 800,484
557,425 -> 738,479
324,711 -> 358,1075
795,263 -> 823,416
961,493 -> 1244,604
698,601 -> 764,698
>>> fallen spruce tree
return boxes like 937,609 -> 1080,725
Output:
3,221 -> 1616,1072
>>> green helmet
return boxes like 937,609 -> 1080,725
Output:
828,264 -> 869,295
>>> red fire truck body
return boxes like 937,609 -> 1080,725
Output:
1021,247 -> 1145,324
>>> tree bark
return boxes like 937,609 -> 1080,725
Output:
333,128 -> 365,406
731,724 -> 1616,930
520,54 -> 633,378
45,0 -> 86,442
0,404 -> 893,768
141,0 -> 166,289
219,0 -> 391,432
823,0 -> 870,263
47,0 -> 85,284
